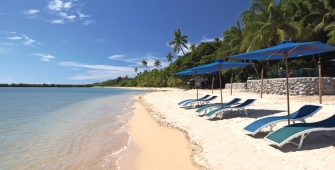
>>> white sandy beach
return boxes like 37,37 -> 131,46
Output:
119,88 -> 335,170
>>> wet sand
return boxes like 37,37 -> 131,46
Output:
118,96 -> 200,170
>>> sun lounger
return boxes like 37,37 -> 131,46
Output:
265,114 -> 335,149
243,105 -> 322,136
204,99 -> 256,119
182,95 -> 218,108
177,95 -> 210,105
195,98 -> 242,115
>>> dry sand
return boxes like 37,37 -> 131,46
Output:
119,88 -> 335,170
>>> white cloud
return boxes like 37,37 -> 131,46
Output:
82,20 -> 95,25
2,42 -> 16,46
108,54 -> 125,60
168,36 -> 222,56
48,0 -> 72,11
22,0 -> 95,25
6,31 -> 16,34
106,53 -> 169,71
167,42 -> 191,56
21,34 -> 38,46
132,53 -> 169,70
59,61 -> 136,80
33,53 -> 56,62
1,32 -> 40,47
200,36 -> 222,42
58,12 -> 76,20
51,19 -> 65,24
23,9 -> 40,15
7,36 -> 22,40
200,36 -> 214,42
78,12 -> 90,18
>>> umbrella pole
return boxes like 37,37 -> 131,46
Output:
212,75 -> 214,94
284,52 -> 291,125
260,68 -> 264,98
318,57 -> 322,104
218,66 -> 223,108
230,73 -> 233,95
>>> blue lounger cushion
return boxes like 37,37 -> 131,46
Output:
195,98 -> 241,114
243,105 -> 322,136
182,95 -> 218,107
177,95 -> 210,105
204,99 -> 256,118
265,113 -> 335,149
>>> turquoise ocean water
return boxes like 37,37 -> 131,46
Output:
0,87 -> 148,170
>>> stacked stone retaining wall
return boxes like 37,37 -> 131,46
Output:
247,77 -> 335,95
225,77 -> 335,95
224,83 -> 246,90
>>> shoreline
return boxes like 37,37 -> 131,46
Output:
118,96 -> 202,170
118,88 -> 335,169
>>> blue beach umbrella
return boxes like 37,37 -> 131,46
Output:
230,40 -> 335,124
176,59 -> 251,107
174,68 -> 216,100
189,59 -> 251,107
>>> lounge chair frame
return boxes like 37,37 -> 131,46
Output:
195,98 -> 241,115
204,99 -> 256,119
182,96 -> 218,108
265,114 -> 335,149
243,105 -> 322,136
177,95 -> 210,106
266,128 -> 334,149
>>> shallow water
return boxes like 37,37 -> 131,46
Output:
0,87 -> 148,170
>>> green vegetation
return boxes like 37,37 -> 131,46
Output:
97,0 -> 335,89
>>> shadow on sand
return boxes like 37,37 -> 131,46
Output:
206,109 -> 284,121
268,131 -> 335,152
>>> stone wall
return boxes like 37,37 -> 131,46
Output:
245,77 -> 335,95
224,83 -> 247,90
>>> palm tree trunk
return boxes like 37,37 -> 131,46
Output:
312,55 -> 318,67
250,60 -> 260,78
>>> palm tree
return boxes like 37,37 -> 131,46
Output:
189,44 -> 196,51
142,60 -> 150,71
222,20 -> 261,78
240,0 -> 299,52
168,28 -> 188,55
166,52 -> 174,63
154,60 -> 161,68
280,0 -> 317,42
222,20 -> 243,56
134,68 -> 138,73
214,37 -> 220,42
310,0 -> 335,33
325,22 -> 335,45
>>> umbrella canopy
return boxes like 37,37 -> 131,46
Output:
174,69 -> 214,75
189,59 -> 251,71
188,59 -> 251,107
230,40 -> 335,124
174,68 -> 213,100
232,40 -> 335,60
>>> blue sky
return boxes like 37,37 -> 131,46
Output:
0,0 -> 251,84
